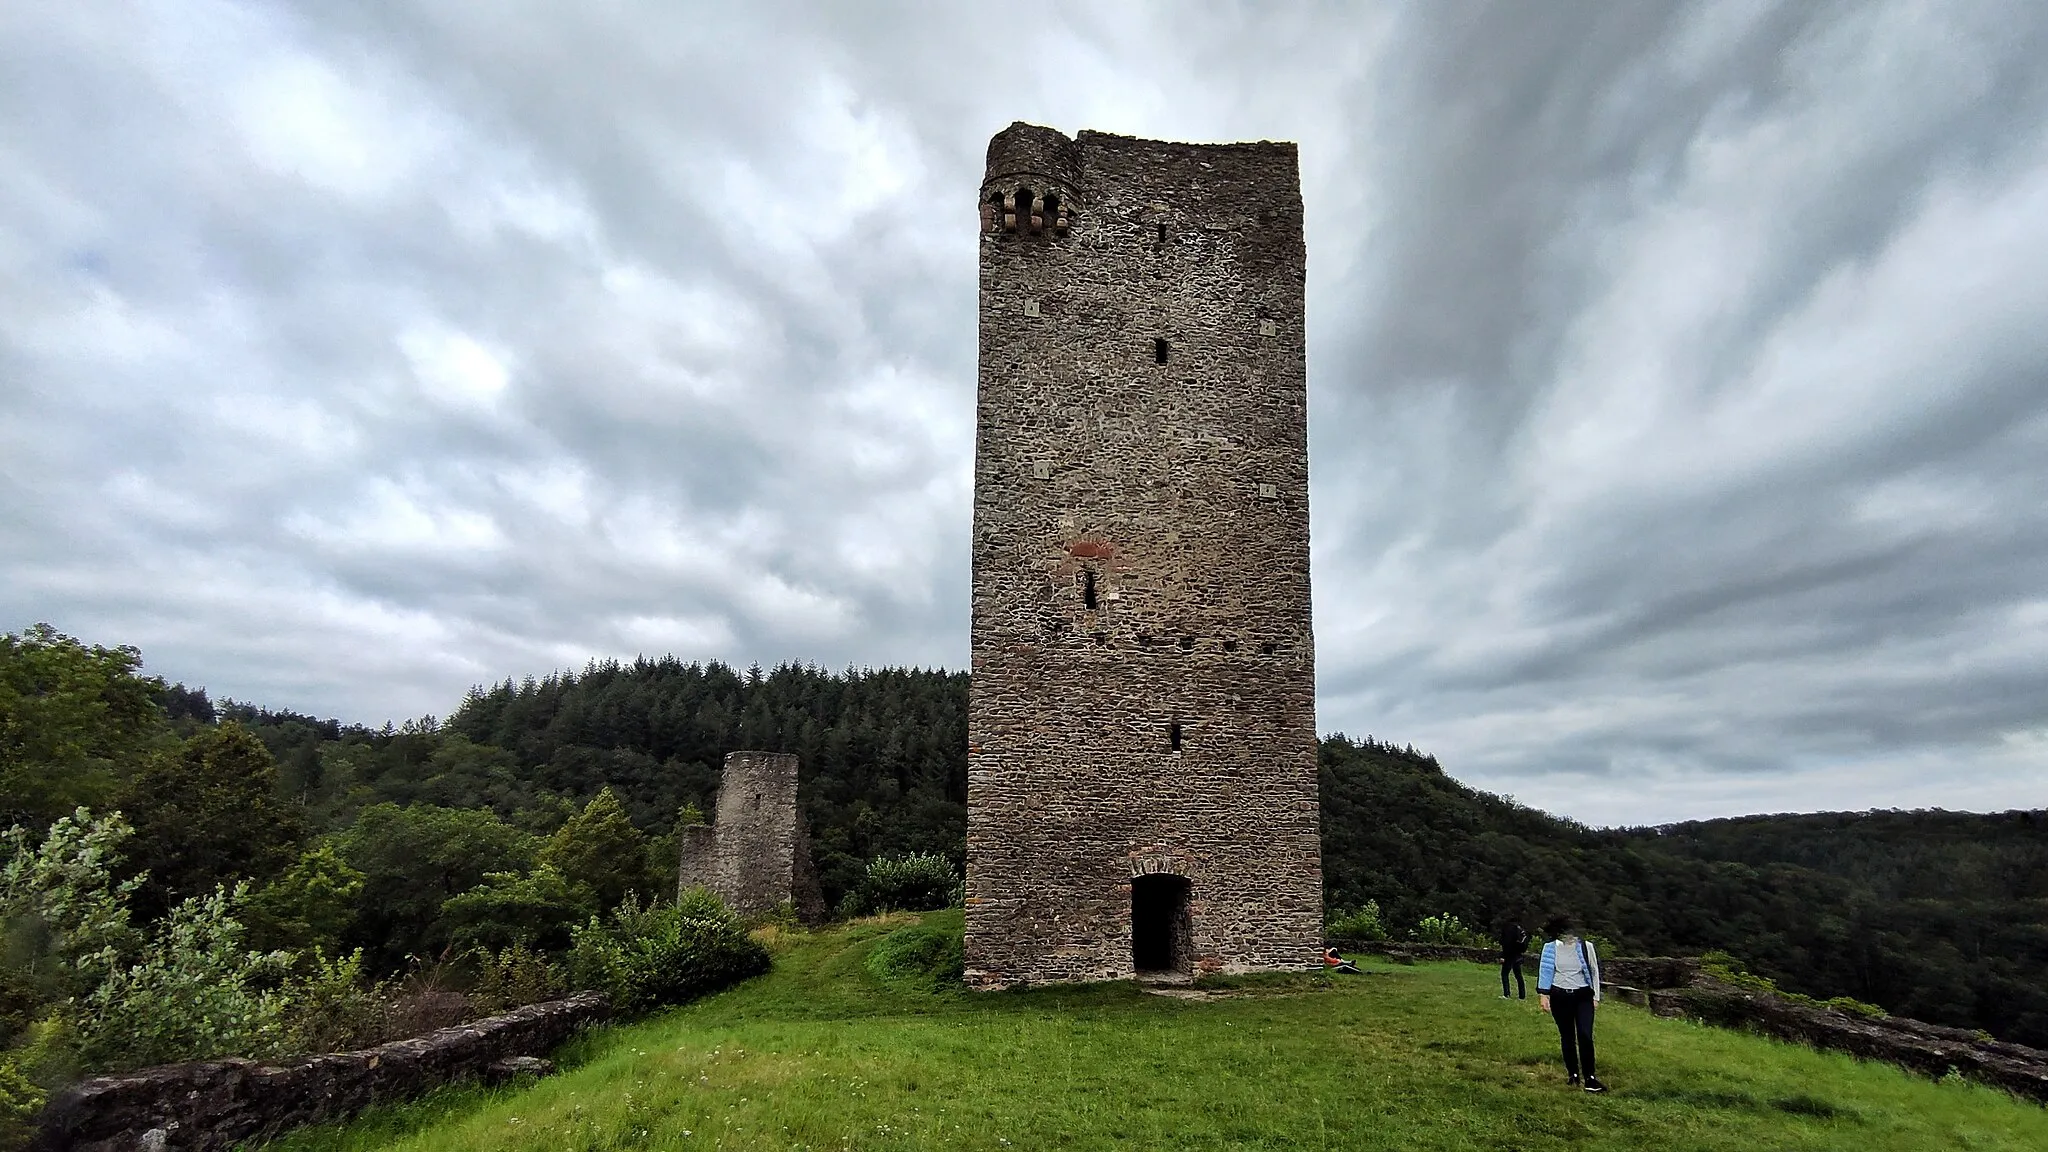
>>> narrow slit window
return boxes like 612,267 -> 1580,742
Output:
1156,222 -> 1168,244
1154,338 -> 1169,364
1169,721 -> 1182,752
1082,568 -> 1098,610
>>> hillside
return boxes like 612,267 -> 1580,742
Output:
207,661 -> 2048,1047
270,912 -> 2048,1152
9,625 -> 2046,1054
1318,737 -> 2048,1046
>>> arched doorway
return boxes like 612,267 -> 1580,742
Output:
1131,873 -> 1192,975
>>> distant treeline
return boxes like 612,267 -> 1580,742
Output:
1319,736 -> 2048,1047
7,624 -> 2046,1048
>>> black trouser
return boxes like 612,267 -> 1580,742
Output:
1501,953 -> 1525,998
1549,986 -> 1597,1079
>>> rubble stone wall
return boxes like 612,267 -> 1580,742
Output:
966,123 -> 1320,987
32,992 -> 608,1152
1337,941 -> 2048,1100
1651,979 -> 2048,1103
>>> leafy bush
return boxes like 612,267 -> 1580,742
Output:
564,892 -> 768,1016
0,1056 -> 44,1152
1409,912 -> 1487,949
1,809 -> 143,1005
5,811 -> 389,1074
865,911 -> 964,994
467,943 -> 565,1016
279,949 -> 385,1054
73,883 -> 296,1071
838,854 -> 960,917
1700,950 -> 1887,1019
439,865 -> 584,952
1325,901 -> 1388,943
246,843 -> 364,954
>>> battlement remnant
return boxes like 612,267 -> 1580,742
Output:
965,123 -> 1321,988
677,750 -> 826,922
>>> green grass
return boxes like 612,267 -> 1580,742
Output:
266,911 -> 2048,1151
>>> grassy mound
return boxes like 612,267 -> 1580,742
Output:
272,914 -> 2048,1151
863,909 -> 966,994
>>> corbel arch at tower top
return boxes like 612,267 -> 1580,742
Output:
980,121 -> 1079,237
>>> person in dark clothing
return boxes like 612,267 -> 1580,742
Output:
1497,917 -> 1530,999
1536,913 -> 1606,1092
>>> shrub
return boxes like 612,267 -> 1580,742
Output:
1409,912 -> 1487,949
0,1056 -> 44,1152
467,943 -> 565,1016
246,843 -> 364,955
565,894 -> 768,1017
866,911 -> 964,994
1700,950 -> 1886,1018
439,865 -> 585,952
1325,901 -> 1388,943
839,854 -> 961,917
73,883 -> 296,1072
280,949 -> 385,1054
1,809 -> 143,1005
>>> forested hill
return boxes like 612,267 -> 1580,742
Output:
8,626 -> 2045,1047
1318,738 -> 2048,1046
223,658 -> 969,906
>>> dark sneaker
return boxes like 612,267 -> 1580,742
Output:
1567,1074 -> 1580,1087
1583,1076 -> 1607,1093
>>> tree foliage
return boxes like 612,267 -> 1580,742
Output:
0,625 -> 167,829
331,803 -> 536,968
115,722 -> 305,919
538,787 -> 657,913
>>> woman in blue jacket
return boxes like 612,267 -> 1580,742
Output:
1536,914 -> 1606,1092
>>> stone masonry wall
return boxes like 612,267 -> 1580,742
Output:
32,992 -> 607,1152
678,750 -> 826,922
965,123 -> 1320,988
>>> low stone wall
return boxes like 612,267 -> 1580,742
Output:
1339,940 -> 1698,989
33,991 -> 609,1152
1650,980 -> 2048,1104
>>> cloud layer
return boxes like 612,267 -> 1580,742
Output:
4,0 -> 2044,824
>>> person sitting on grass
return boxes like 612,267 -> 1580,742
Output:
1323,946 -> 1361,974
1537,914 -> 1607,1093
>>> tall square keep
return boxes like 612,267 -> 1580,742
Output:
966,123 -> 1321,988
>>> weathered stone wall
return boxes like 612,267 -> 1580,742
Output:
1342,941 -> 1701,991
678,750 -> 826,922
1651,979 -> 2048,1102
675,823 -> 717,899
32,992 -> 608,1152
966,123 -> 1320,988
1337,942 -> 2048,1099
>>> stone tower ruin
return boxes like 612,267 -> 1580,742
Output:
677,750 -> 827,922
964,123 -> 1320,988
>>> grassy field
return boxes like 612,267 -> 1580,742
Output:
269,911 -> 2048,1151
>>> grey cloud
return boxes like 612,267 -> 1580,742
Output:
2,0 -> 2044,823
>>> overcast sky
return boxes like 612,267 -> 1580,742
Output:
4,1 -> 2045,826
